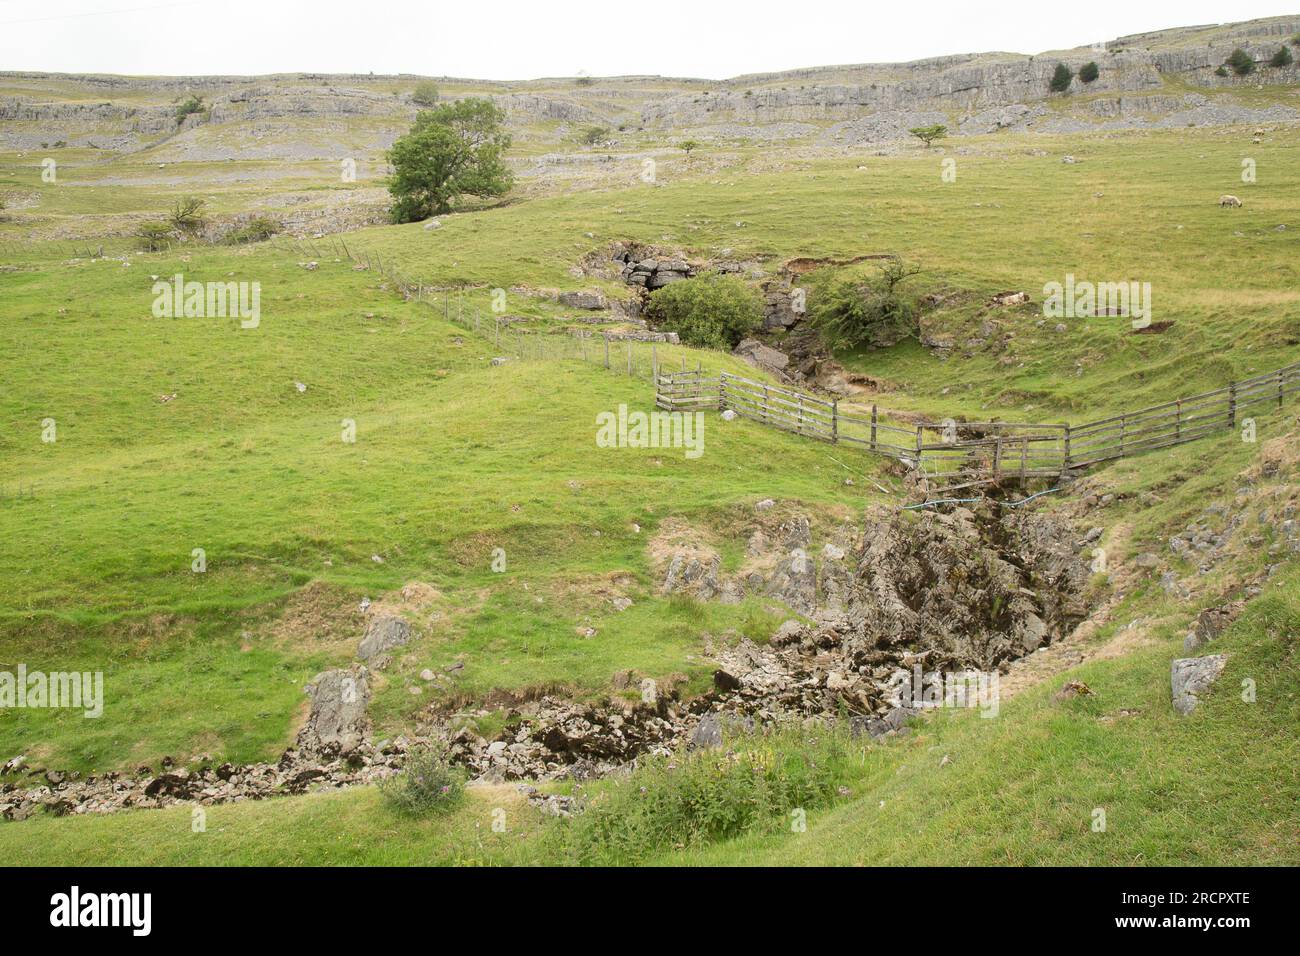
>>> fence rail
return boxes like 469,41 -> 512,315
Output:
657,360 -> 1300,487
275,236 -> 1298,490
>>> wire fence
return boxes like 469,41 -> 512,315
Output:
273,234 -> 711,382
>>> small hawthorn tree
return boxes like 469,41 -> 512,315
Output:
678,139 -> 700,160
387,98 -> 513,222
135,221 -> 174,252
168,196 -> 207,234
174,94 -> 204,125
809,259 -> 923,351
1079,61 -> 1100,83
1049,63 -> 1074,93
811,257 -> 925,351
644,274 -> 762,349
1270,45 -> 1294,68
581,125 -> 610,145
411,80 -> 440,107
909,124 -> 948,147
1226,48 -> 1256,76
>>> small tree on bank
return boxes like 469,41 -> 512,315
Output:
678,139 -> 700,160
809,259 -> 922,351
387,98 -> 513,222
909,124 -> 948,148
1049,63 -> 1074,93
1270,45 -> 1294,68
645,274 -> 762,349
168,195 -> 207,234
1226,48 -> 1256,76
174,94 -> 204,125
411,80 -> 440,107
1079,61 -> 1100,83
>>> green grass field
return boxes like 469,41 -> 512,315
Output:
10,559 -> 1296,866
1,118 -> 1298,865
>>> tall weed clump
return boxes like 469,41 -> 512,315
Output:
560,728 -> 854,864
377,748 -> 466,817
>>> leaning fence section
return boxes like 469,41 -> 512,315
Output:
656,360 -> 1300,487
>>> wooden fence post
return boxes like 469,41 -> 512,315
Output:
832,398 -> 839,444
1175,399 -> 1182,440
1119,414 -> 1127,457
1228,382 -> 1237,427
915,425 -> 924,465
870,405 -> 878,451
1279,369 -> 1286,409
1062,424 -> 1071,475
719,373 -> 728,411
762,385 -> 770,424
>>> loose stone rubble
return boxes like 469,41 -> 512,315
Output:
2,665 -> 387,820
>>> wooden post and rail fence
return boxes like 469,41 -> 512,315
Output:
657,362 -> 1300,488
271,236 -> 1299,489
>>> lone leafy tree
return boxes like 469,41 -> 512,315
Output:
168,195 -> 207,234
1269,45 -> 1294,68
1049,63 -> 1074,93
387,98 -> 513,222
1079,61 -> 1100,83
411,80 -> 440,107
909,124 -> 948,147
1226,48 -> 1256,76
678,139 -> 700,159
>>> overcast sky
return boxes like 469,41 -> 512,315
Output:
0,0 -> 1294,79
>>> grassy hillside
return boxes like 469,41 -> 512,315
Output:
8,557 -> 1296,866
2,119 -> 1298,864
336,126 -> 1300,419
0,244 -> 865,770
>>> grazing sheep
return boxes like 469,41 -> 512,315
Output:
1219,194 -> 1243,208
